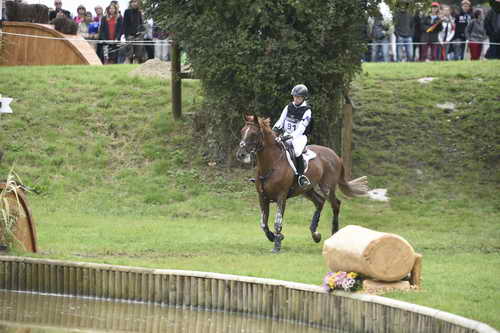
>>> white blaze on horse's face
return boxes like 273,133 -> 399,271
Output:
236,126 -> 254,164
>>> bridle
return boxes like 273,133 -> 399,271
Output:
239,123 -> 264,155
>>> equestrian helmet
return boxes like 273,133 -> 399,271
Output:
291,84 -> 308,97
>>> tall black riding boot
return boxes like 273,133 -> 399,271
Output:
296,155 -> 311,187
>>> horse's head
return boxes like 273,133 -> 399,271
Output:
236,115 -> 276,163
236,115 -> 262,164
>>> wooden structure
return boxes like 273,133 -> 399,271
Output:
0,256 -> 496,333
0,21 -> 101,66
341,93 -> 353,180
323,225 -> 420,284
0,184 -> 37,252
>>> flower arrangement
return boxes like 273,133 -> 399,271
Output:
323,271 -> 363,292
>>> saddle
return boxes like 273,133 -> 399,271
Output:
283,141 -> 316,175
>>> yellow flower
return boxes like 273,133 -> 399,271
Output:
347,272 -> 358,279
327,276 -> 336,288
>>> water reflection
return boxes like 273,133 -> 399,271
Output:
0,290 -> 332,333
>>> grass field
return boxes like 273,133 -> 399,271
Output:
0,61 -> 499,329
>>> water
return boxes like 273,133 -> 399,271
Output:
0,290 -> 334,333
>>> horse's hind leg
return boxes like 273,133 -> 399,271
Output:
303,190 -> 325,243
329,190 -> 342,234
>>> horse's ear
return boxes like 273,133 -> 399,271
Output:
258,117 -> 271,129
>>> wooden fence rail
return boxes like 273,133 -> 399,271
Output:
0,256 -> 496,333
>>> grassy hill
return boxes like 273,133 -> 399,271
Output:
0,61 -> 499,329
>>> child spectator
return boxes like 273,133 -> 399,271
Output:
466,9 -> 488,60
438,5 -> 455,60
77,11 -> 91,38
74,5 -> 86,24
452,0 -> 472,60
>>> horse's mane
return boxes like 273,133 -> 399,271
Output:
258,117 -> 272,133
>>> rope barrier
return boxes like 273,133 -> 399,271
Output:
368,40 -> 498,46
2,30 -> 498,46
0,30 -> 171,45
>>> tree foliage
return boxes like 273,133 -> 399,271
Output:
147,0 -> 378,163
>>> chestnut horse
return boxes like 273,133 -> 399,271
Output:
236,115 -> 369,253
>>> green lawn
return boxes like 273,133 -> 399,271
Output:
0,62 -> 499,329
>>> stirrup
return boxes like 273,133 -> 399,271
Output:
298,175 -> 311,187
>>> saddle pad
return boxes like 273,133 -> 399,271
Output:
285,148 -> 317,175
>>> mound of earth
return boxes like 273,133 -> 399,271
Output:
128,58 -> 172,80
128,58 -> 192,80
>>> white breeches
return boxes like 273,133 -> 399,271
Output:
290,135 -> 307,157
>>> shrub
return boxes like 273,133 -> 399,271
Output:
147,0 -> 378,163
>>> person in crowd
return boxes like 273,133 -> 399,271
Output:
110,0 -> 122,16
107,0 -> 125,63
465,8 -> 488,60
485,0 -> 500,59
452,0 -> 472,60
74,5 -> 86,23
153,24 -> 170,61
99,3 -> 123,64
362,18 -> 373,62
123,0 -> 145,64
420,2 -> 442,61
77,10 -> 90,37
92,6 -> 104,63
49,0 -> 71,21
394,0 -> 415,61
144,17 -> 155,60
94,5 -> 104,22
438,5 -> 455,60
85,11 -> 100,51
371,12 -> 392,62
413,7 -> 423,61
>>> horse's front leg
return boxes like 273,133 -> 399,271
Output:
272,197 -> 287,253
259,194 -> 274,242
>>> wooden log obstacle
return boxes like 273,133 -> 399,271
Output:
323,225 -> 422,292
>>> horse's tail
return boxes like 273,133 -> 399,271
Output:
338,159 -> 369,198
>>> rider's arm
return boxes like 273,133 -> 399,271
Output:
273,106 -> 288,131
290,109 -> 311,138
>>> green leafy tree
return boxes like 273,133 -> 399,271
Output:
147,0 -> 379,163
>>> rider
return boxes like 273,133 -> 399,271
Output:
272,84 -> 312,187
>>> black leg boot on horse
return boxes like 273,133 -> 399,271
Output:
296,155 -> 311,187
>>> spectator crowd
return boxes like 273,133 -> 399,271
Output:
365,0 -> 500,62
48,0 -> 170,64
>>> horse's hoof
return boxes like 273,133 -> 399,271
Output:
312,232 -> 321,243
271,247 -> 281,253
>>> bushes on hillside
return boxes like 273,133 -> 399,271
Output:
147,0 -> 379,163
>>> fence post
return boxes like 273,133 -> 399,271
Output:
171,39 -> 182,120
341,92 -> 353,180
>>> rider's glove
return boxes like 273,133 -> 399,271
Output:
272,126 -> 281,134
